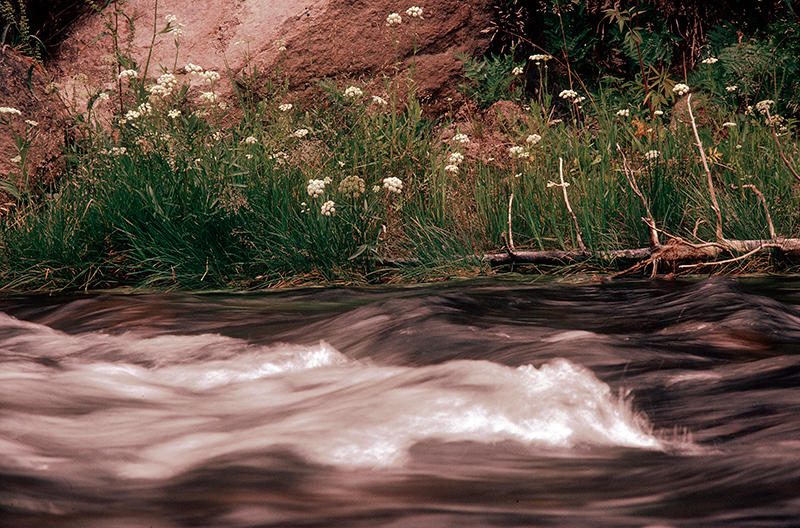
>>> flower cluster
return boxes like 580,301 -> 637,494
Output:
344,86 -> 363,98
321,200 -> 336,216
274,40 -> 287,52
512,66 -> 524,76
644,150 -> 659,161
386,13 -> 402,26
243,136 -> 258,145
184,63 -> 203,75
338,175 -> 366,198
118,69 -> 138,80
148,73 -> 178,98
199,70 -> 221,83
279,103 -> 293,112
120,102 -> 153,124
292,128 -> 309,138
673,83 -> 690,96
726,85 -> 738,92
452,133 -> 470,145
0,107 -> 22,116
755,99 -> 774,115
526,133 -> 542,145
529,54 -> 552,62
722,121 -> 737,128
406,6 -> 423,18
383,176 -> 403,194
372,95 -> 388,106
444,151 -> 465,174
307,179 -> 326,198
508,145 -> 530,159
559,89 -> 578,100
200,91 -> 218,103
700,57 -> 718,64
101,146 -> 128,156
168,109 -> 181,119
616,108 -> 630,117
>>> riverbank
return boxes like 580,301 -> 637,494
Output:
1,3 -> 799,293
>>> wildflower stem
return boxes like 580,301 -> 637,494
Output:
764,106 -> 800,184
142,0 -> 159,81
686,93 -> 724,240
558,157 -> 585,252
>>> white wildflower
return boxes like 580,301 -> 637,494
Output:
167,109 -> 181,119
200,70 -> 221,83
722,121 -> 737,128
512,66 -> 524,76
559,89 -> 578,100
10,155 -> 21,163
344,86 -> 363,98
654,110 -> 664,116
307,179 -> 326,198
165,14 -> 177,23
339,175 -> 366,198
386,12 -> 402,26
200,91 -> 218,103
453,133 -> 469,144
117,69 -> 138,80
644,150 -> 659,161
447,152 -> 464,165
372,95 -> 388,105
292,128 -> 309,138
0,106 -> 21,115
726,85 -> 738,92
508,146 -> 529,159
529,54 -> 552,62
383,176 -> 403,193
405,6 -> 423,18
616,108 -> 630,117
274,39 -> 287,52
526,133 -> 542,145
700,57 -> 718,64
673,83 -> 690,96
279,103 -> 293,112
321,200 -> 336,216
24,120 -> 38,127
243,136 -> 258,144
755,100 -> 774,115
184,63 -> 203,74
444,164 -> 459,173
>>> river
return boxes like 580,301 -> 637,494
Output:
2,276 -> 800,527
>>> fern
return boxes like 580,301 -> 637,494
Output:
456,51 -> 521,109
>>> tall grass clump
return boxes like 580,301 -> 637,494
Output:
1,2 -> 800,291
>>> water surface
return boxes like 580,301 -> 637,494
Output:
2,277 -> 800,527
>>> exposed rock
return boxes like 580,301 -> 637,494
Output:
51,0 -> 495,115
0,48 -> 66,211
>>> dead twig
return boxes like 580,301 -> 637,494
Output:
679,243 -> 781,269
687,93 -> 724,240
617,144 -> 659,248
557,157 -> 585,252
742,184 -> 776,239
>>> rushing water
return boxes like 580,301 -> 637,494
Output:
2,276 -> 800,527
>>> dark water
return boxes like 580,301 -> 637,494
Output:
2,276 -> 800,527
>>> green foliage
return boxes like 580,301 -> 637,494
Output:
455,51 -> 523,109
0,0 -> 44,62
